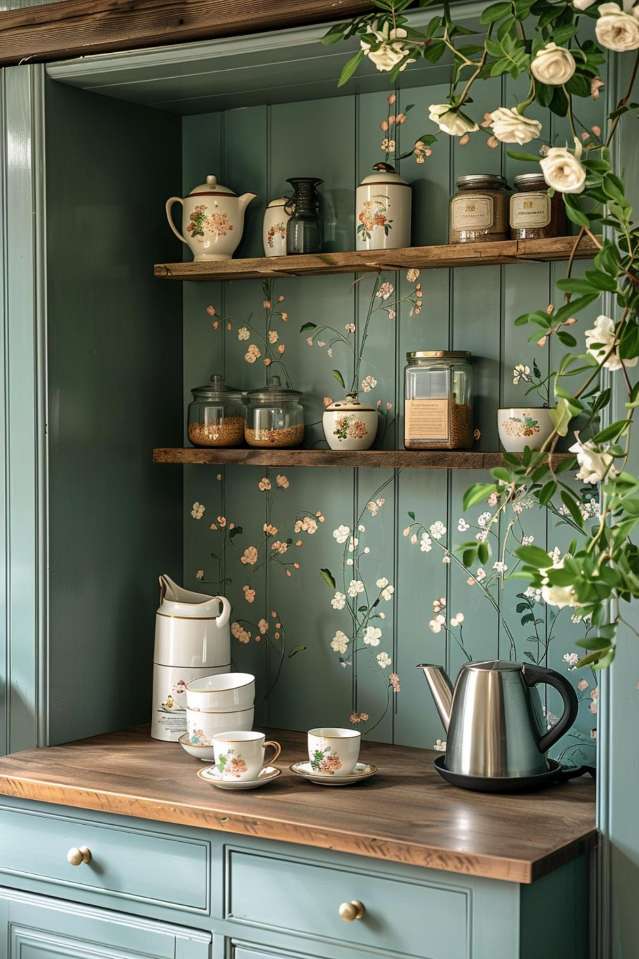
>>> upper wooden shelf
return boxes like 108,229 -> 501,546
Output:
154,235 -> 598,282
153,448 -> 571,469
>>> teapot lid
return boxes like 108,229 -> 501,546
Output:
191,374 -> 245,402
359,161 -> 409,188
189,174 -> 237,197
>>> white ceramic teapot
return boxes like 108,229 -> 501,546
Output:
165,175 -> 256,261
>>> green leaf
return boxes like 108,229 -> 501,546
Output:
320,568 -> 336,590
557,330 -> 578,347
538,480 -> 557,505
408,510 -> 416,520
560,490 -> 584,528
338,50 -> 364,87
299,322 -> 317,333
515,545 -> 554,568
480,1 -> 513,23
506,149 -> 540,163
332,369 -> 346,389
288,645 -> 308,658
463,483 -> 497,511
477,541 -> 490,565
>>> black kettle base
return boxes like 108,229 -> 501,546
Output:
433,755 -> 590,793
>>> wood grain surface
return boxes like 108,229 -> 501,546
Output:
0,0 -> 372,67
0,728 -> 596,884
154,235 -> 599,282
153,448 -> 572,469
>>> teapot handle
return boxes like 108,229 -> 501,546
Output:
523,664 -> 578,754
216,596 -> 231,629
165,197 -> 187,245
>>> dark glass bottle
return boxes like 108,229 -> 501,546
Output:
285,177 -> 322,254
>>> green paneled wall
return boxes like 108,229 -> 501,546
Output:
180,84 -> 602,756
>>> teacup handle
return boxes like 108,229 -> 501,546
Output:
165,196 -> 187,245
264,740 -> 282,766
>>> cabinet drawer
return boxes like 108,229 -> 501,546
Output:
226,848 -> 469,959
0,806 -> 209,913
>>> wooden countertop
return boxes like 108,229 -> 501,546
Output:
0,727 -> 596,884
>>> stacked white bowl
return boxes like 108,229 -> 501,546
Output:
185,673 -> 255,746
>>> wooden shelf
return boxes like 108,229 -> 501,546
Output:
153,448 -> 571,469
153,235 -> 598,282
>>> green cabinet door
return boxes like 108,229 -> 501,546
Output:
0,887 -> 211,959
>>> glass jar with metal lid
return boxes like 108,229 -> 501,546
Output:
509,172 -> 566,240
187,375 -> 246,448
404,351 -> 473,450
245,379 -> 304,448
449,174 -> 509,244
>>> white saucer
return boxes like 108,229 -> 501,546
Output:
289,761 -> 377,785
197,765 -> 281,790
179,733 -> 214,762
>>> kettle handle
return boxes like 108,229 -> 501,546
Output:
165,197 -> 187,246
523,664 -> 579,754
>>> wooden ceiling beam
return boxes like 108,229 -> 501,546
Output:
0,0 -> 372,68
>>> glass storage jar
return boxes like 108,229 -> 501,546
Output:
187,375 -> 246,448
245,381 -> 305,448
449,174 -> 509,244
509,172 -> 567,240
404,351 -> 473,450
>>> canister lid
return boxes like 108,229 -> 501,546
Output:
191,374 -> 245,402
513,172 -> 548,189
247,376 -> 302,402
359,161 -> 410,188
456,173 -> 507,189
407,350 -> 472,361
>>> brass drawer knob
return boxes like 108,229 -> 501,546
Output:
67,846 -> 92,866
339,900 -> 365,922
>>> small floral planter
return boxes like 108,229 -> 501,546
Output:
323,394 -> 378,451
497,407 -> 555,453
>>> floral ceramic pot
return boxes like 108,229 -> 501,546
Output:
355,162 -> 411,252
498,407 -> 555,453
262,197 -> 291,257
322,394 -> 378,451
165,174 -> 256,261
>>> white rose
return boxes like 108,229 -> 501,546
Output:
540,139 -> 586,193
531,43 -> 577,85
428,103 -> 479,137
585,313 -> 638,370
361,22 -> 415,72
569,433 -> 619,484
573,0 -> 596,8
596,3 -> 639,51
489,107 -> 542,145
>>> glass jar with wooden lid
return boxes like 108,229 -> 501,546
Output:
404,351 -> 473,450
509,172 -> 566,240
245,380 -> 304,448
449,174 -> 509,244
187,375 -> 246,448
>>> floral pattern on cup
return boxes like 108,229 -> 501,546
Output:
334,415 -> 369,442
310,746 -> 343,775
502,414 -> 541,438
357,195 -> 393,242
189,728 -> 208,745
215,748 -> 248,778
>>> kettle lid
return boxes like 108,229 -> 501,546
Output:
189,174 -> 237,197
463,659 -> 521,671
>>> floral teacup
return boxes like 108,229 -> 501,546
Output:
307,727 -> 361,777
212,731 -> 282,782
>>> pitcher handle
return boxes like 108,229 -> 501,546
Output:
165,197 -> 187,245
523,664 -> 578,754
216,596 -> 231,629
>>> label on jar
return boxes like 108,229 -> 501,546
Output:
510,192 -> 551,229
451,193 -> 494,231
405,399 -> 449,441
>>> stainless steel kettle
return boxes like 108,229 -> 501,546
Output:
418,660 -> 578,779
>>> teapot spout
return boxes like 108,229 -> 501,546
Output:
417,663 -> 453,732
238,192 -> 257,213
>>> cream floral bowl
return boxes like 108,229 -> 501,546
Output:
322,394 -> 378,451
498,408 -> 554,453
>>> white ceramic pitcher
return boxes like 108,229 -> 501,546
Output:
155,574 -> 231,668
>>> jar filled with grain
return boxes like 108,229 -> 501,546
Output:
245,381 -> 304,448
187,375 -> 246,448
449,174 -> 509,244
509,172 -> 566,240
404,351 -> 473,450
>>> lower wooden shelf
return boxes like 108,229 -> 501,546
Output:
153,448 -> 571,469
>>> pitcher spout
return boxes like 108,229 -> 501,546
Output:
417,663 -> 453,732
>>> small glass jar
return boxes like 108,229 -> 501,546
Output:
245,381 -> 305,448
449,174 -> 509,244
187,375 -> 246,448
510,172 -> 567,240
404,351 -> 473,450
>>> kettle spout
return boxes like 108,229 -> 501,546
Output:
238,192 -> 257,213
417,663 -> 453,732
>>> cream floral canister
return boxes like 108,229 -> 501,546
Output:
166,174 -> 256,261
262,197 -> 291,257
355,162 -> 411,251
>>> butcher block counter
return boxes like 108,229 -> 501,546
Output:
0,727 -> 595,884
